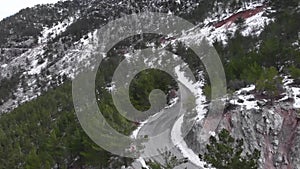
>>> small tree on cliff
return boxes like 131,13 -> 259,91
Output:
199,129 -> 260,169
143,150 -> 188,169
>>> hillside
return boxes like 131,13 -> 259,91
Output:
0,0 -> 300,169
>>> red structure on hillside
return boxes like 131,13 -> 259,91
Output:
213,5 -> 266,28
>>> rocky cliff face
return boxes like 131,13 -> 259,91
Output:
185,88 -> 300,169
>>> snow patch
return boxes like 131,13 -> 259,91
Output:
137,157 -> 150,169
230,85 -> 259,110
241,11 -> 274,37
38,16 -> 76,44
131,119 -> 149,139
105,83 -> 116,93
279,76 -> 300,108
209,131 -> 216,137
28,59 -> 48,75
291,87 -> 300,108
236,84 -> 256,94
166,97 -> 179,109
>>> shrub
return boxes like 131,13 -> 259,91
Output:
289,66 -> 300,79
241,62 -> 263,84
256,67 -> 282,97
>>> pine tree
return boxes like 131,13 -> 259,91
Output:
199,129 -> 260,169
25,149 -> 41,169
144,150 -> 188,169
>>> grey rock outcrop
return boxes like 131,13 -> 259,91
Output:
185,100 -> 300,169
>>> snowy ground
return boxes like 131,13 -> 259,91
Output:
228,75 -> 300,111
179,2 -> 274,46
0,28 -> 99,113
229,85 -> 260,110
38,15 -> 77,44
279,76 -> 300,108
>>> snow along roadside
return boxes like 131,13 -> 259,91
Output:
171,115 -> 212,168
170,65 -> 213,168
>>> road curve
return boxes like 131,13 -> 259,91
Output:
131,83 -> 201,169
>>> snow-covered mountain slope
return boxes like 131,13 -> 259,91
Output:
1,0 -> 300,168
0,30 -> 99,112
0,0 -> 202,113
1,3 -> 275,113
